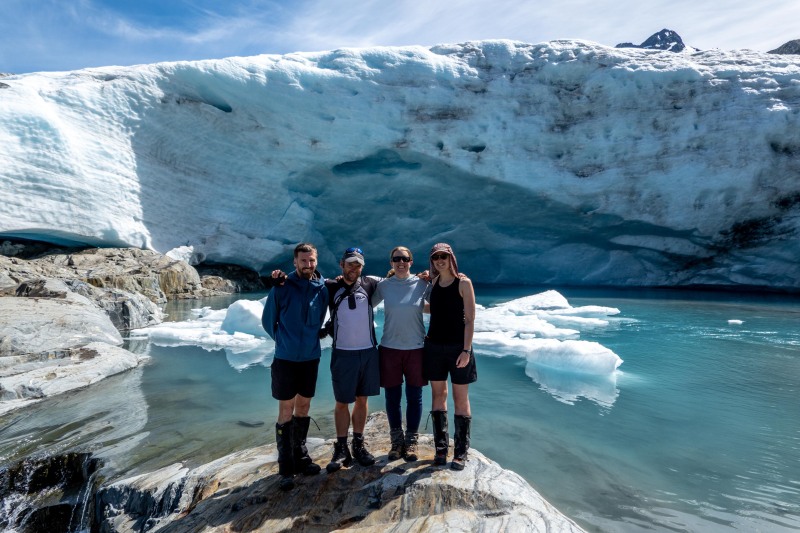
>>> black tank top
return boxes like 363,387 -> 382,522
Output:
427,278 -> 464,344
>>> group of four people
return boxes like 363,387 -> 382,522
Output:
261,242 -> 477,490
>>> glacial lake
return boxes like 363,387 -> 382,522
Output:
1,286 -> 799,532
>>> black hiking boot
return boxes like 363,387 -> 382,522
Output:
326,440 -> 353,473
404,431 -> 419,462
451,414 -> 471,471
388,428 -> 405,461
291,416 -> 321,476
351,434 -> 376,466
431,410 -> 449,466
275,420 -> 295,490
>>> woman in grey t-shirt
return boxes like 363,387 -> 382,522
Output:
372,246 -> 431,462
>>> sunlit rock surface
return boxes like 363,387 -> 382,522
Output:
97,412 -> 584,533
1,41 -> 799,289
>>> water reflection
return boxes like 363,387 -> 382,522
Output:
525,363 -> 620,407
225,346 -> 273,370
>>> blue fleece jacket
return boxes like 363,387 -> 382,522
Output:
262,271 -> 328,362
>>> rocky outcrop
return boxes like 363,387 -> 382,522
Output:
29,247 -> 206,302
96,412 -> 585,533
769,39 -> 800,54
1,244 -> 265,301
616,29 -> 689,52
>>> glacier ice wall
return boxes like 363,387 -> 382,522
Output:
1,40 -> 799,289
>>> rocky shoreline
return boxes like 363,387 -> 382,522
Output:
0,243 -> 586,532
0,245 -> 254,415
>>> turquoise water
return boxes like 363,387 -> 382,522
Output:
1,287 -> 799,532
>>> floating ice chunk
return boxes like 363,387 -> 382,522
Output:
477,308 -> 579,338
728,319 -> 744,325
189,306 -> 228,322
131,297 -> 277,369
497,290 -> 571,313
475,290 -> 621,339
475,332 -> 622,375
221,299 -> 268,337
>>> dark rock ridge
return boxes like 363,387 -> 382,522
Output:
0,452 -> 101,533
769,39 -> 800,54
616,29 -> 688,52
95,412 -> 586,532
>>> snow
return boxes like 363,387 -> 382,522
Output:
2,40 -> 799,289
132,289 -> 624,405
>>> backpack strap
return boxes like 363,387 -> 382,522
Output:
329,278 -> 362,349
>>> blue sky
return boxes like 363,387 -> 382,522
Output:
2,0 -> 798,74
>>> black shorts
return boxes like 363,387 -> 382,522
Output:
271,357 -> 320,401
331,347 -> 380,403
423,340 -> 478,385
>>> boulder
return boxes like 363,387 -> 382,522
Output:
96,412 -> 585,533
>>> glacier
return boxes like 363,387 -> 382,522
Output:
1,40 -> 799,289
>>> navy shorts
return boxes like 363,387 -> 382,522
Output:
271,357 -> 320,401
423,340 -> 478,385
379,346 -> 427,388
331,347 -> 380,403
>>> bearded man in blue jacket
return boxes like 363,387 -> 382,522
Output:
262,242 -> 329,491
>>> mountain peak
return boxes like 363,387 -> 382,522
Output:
616,29 -> 687,52
768,39 -> 800,54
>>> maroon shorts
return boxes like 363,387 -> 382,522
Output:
379,346 -> 428,388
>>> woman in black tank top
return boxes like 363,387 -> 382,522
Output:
424,243 -> 477,471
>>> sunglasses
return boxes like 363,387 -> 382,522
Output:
431,253 -> 450,261
345,247 -> 363,254
392,256 -> 412,263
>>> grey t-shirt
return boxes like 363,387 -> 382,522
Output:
373,275 -> 431,350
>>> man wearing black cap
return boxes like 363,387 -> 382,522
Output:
323,247 -> 381,472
